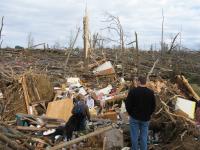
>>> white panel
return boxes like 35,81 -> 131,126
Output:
175,97 -> 196,119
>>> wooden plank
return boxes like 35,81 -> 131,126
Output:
49,125 -> 113,150
46,99 -> 74,121
16,113 -> 65,124
21,76 -> 31,114
16,126 -> 47,131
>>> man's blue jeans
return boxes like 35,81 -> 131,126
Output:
129,117 -> 149,150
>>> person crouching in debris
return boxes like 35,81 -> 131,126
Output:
72,94 -> 91,131
45,94 -> 90,142
125,76 -> 156,150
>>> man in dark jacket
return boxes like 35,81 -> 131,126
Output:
125,76 -> 156,150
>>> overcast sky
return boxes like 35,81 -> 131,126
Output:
0,0 -> 200,50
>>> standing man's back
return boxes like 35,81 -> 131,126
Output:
126,86 -> 155,121
125,76 -> 156,150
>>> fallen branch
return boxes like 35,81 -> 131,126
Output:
147,58 -> 159,82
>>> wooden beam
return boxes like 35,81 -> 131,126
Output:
135,32 -> 139,76
49,125 -> 113,150
21,76 -> 31,114
16,126 -> 47,131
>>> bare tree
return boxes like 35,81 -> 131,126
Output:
103,13 -> 125,54
0,16 -> 4,49
83,9 -> 90,68
167,32 -> 180,53
126,32 -> 139,76
97,35 -> 105,50
53,40 -> 61,49
27,32 -> 34,49
89,32 -> 99,51
63,27 -> 81,77
65,27 -> 81,65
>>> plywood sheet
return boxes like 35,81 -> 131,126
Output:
46,99 -> 74,121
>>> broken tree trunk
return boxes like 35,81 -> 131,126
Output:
49,125 -> 113,150
0,16 -> 4,49
83,9 -> 89,69
177,75 -> 200,101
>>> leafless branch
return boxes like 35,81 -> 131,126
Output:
29,43 -> 46,49
103,13 -> 125,53
101,26 -> 120,36
127,41 -> 136,45
168,32 -> 180,53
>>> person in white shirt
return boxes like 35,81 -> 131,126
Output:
86,95 -> 94,109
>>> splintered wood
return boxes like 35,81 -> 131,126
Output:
176,75 -> 200,101
1,72 -> 54,120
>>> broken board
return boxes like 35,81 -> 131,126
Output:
46,99 -> 74,121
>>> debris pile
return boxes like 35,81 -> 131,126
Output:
0,49 -> 200,150
148,77 -> 200,150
